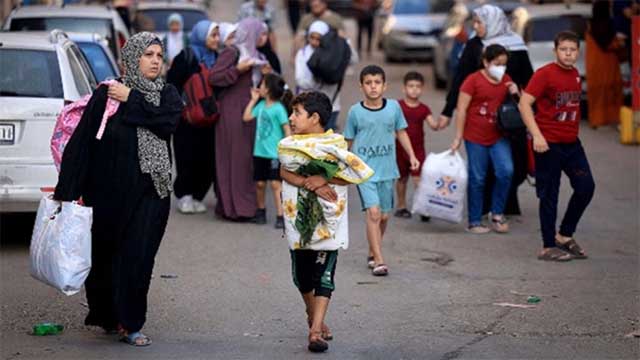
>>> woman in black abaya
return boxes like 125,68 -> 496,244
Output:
54,32 -> 182,346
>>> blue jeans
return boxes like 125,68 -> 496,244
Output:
465,139 -> 514,225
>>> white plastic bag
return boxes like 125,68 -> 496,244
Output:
30,195 -> 92,296
412,150 -> 467,223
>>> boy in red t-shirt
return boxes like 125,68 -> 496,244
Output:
394,71 -> 438,221
519,31 -> 595,262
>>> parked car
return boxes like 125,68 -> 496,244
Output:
380,0 -> 453,62
67,32 -> 120,82
0,30 -> 96,212
432,0 -> 523,89
133,1 -> 209,38
3,4 -> 130,63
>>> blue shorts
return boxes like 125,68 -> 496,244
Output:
357,180 -> 395,213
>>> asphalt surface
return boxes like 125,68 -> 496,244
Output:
1,1 -> 639,359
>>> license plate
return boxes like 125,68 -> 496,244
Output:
0,124 -> 15,145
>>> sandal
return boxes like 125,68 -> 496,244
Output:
372,264 -> 389,276
467,224 -> 491,234
556,236 -> 588,259
491,215 -> 509,233
537,247 -> 574,262
308,331 -> 328,353
394,208 -> 412,218
307,319 -> 333,341
120,331 -> 152,346
367,256 -> 375,269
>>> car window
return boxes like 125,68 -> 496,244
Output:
71,45 -> 98,88
134,9 -> 208,32
0,49 -> 63,98
394,0 -> 452,14
10,18 -> 118,58
77,42 -> 117,82
66,48 -> 92,96
524,15 -> 587,43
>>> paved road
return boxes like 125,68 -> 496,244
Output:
1,2 -> 639,359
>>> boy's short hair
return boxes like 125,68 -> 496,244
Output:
554,31 -> 580,48
291,91 -> 332,127
403,71 -> 424,85
359,65 -> 386,84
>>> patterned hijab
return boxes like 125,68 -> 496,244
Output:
473,4 -> 527,52
121,32 -> 171,198
189,20 -> 219,68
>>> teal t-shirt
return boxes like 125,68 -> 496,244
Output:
252,100 -> 289,159
343,99 -> 408,182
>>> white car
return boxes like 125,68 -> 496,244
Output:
0,30 -> 96,212
380,0 -> 452,62
3,4 -> 130,63
67,32 -> 120,82
133,1 -> 209,39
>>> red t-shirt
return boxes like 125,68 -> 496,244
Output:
524,62 -> 582,143
459,71 -> 512,146
397,99 -> 431,153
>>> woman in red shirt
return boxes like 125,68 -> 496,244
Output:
451,44 -> 518,234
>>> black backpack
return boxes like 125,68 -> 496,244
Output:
306,30 -> 351,85
497,94 -> 525,132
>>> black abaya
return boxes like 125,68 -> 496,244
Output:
54,84 -> 182,333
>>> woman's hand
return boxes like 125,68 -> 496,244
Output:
533,134 -> 550,153
108,82 -> 131,102
260,63 -> 273,75
438,115 -> 451,130
304,175 -> 328,192
250,87 -> 260,102
236,58 -> 255,73
450,137 -> 462,151
315,185 -> 338,203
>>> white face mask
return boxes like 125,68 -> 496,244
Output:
487,65 -> 506,81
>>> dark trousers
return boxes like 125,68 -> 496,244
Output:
173,119 -> 216,201
287,0 -> 302,34
357,16 -> 374,53
534,140 -> 595,248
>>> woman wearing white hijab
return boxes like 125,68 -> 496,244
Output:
219,22 -> 239,48
163,13 -> 189,65
295,20 -> 356,131
439,4 -> 534,217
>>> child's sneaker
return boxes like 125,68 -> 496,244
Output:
253,208 -> 267,224
275,216 -> 284,229
177,195 -> 195,214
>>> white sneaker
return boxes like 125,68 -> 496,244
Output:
177,195 -> 195,214
192,200 -> 207,213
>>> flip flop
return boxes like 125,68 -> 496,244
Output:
556,237 -> 588,259
308,331 -> 328,353
120,331 -> 152,346
372,264 -> 389,276
537,248 -> 573,262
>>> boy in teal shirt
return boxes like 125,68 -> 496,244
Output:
344,65 -> 420,276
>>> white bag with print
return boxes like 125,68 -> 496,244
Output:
412,150 -> 467,223
30,195 -> 92,296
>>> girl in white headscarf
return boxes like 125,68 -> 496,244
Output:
219,22 -> 239,48
163,13 -> 188,65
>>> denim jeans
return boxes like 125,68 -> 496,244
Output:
534,140 -> 595,248
465,138 -> 514,225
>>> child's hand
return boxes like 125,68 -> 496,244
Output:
250,87 -> 260,102
532,134 -> 550,153
507,82 -> 519,95
304,175 -> 328,192
450,137 -> 462,151
315,185 -> 338,203
409,156 -> 420,171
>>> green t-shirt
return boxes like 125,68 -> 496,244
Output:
252,100 -> 289,159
